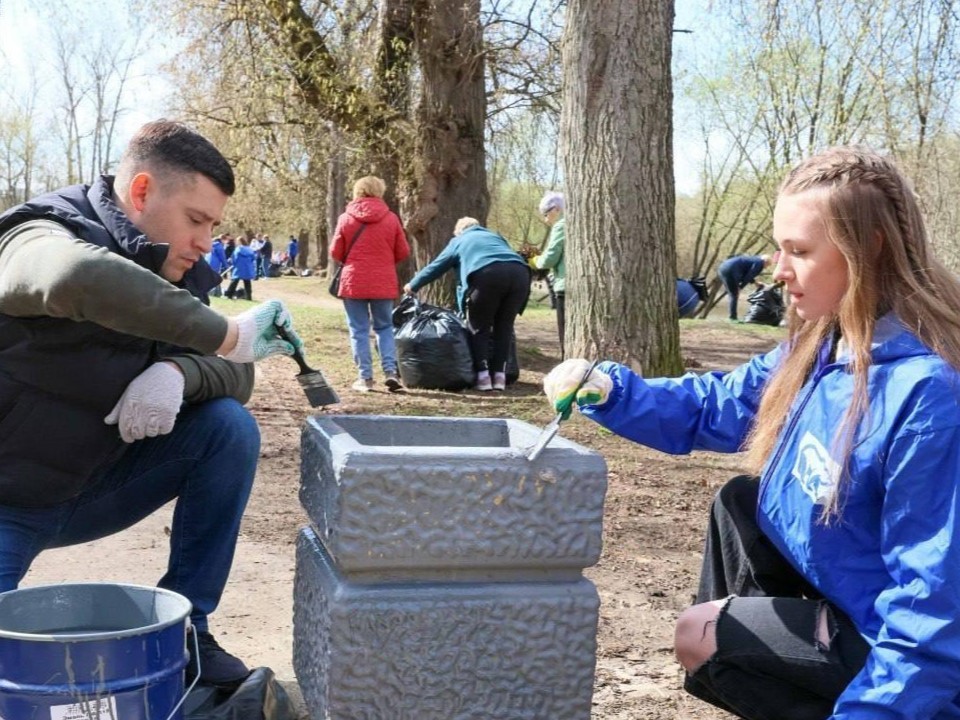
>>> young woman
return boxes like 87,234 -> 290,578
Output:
544,147 -> 960,718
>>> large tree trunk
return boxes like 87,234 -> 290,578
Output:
560,0 -> 682,375
402,0 -> 488,308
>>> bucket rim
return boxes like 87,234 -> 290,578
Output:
0,582 -> 192,642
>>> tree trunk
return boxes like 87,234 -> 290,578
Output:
402,0 -> 488,309
560,0 -> 682,375
323,142 -> 345,271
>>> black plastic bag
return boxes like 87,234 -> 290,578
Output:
392,294 -> 421,329
185,667 -> 297,720
394,299 -> 475,390
676,279 -> 702,319
743,284 -> 784,326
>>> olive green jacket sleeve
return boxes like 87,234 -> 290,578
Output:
0,220 -> 254,403
0,220 -> 227,353
164,354 -> 255,405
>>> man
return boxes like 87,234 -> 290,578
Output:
717,253 -> 773,321
530,191 -> 566,358
260,234 -> 273,279
0,119 -> 303,688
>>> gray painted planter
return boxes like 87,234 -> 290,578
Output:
294,415 -> 608,720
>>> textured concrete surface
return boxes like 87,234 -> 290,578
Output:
299,415 -> 608,579
294,528 -> 599,720
295,415 -> 607,719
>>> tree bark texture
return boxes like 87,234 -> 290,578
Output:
402,0 -> 489,308
560,0 -> 682,375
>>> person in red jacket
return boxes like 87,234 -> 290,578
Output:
330,176 -> 410,392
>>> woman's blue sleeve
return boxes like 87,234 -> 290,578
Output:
581,346 -> 783,454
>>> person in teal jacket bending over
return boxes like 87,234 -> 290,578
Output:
544,147 -> 960,719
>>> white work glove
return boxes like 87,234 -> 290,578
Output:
222,299 -> 304,363
104,362 -> 185,443
543,359 -> 613,419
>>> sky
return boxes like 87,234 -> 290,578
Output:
0,0 -> 711,194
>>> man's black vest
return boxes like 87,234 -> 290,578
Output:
0,176 -> 219,507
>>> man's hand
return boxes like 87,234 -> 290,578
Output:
543,359 -> 613,419
403,283 -> 415,295
221,300 -> 304,363
105,362 -> 185,443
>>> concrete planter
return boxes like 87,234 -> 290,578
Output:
294,415 -> 608,719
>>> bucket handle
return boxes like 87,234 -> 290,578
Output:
164,621 -> 202,720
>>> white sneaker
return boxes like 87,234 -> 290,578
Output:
474,373 -> 493,392
492,372 -> 507,391
352,378 -> 374,393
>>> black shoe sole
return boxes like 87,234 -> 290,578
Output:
384,377 -> 402,392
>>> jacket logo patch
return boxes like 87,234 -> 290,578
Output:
792,432 -> 839,504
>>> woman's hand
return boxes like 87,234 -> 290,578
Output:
403,283 -> 415,295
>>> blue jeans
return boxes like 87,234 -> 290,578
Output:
0,398 -> 259,631
343,298 -> 397,379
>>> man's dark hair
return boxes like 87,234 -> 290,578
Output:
118,119 -> 235,196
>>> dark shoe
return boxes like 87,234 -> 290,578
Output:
384,373 -> 402,392
186,629 -> 250,687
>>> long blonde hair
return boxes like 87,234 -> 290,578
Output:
745,147 -> 960,518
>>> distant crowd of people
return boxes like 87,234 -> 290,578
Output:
206,231 -> 301,301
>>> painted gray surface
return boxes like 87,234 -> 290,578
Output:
299,415 -> 608,579
294,415 -> 607,720
294,528 -> 599,720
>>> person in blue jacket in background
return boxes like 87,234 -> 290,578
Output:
206,234 -> 228,297
404,217 -> 530,391
718,253 -> 773,321
224,236 -> 258,301
543,147 -> 960,719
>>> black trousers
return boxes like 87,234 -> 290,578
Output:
464,261 -> 531,374
685,476 -> 870,720
224,278 -> 252,301
555,291 -> 566,360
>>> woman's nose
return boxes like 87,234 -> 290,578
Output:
773,259 -> 789,282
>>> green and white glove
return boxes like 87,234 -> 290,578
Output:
104,362 -> 185,443
223,300 -> 304,363
543,359 -> 613,420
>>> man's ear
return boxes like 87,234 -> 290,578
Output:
127,172 -> 152,212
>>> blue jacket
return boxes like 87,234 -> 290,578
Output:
207,239 -> 228,274
583,315 -> 960,718
230,246 -> 258,280
408,226 -> 527,312
718,255 -> 765,288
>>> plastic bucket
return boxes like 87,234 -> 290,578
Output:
0,583 -> 191,720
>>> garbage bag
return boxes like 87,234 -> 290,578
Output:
743,284 -> 784,326
395,299 -> 475,390
676,279 -> 702,319
185,667 -> 297,720
392,294 -> 421,329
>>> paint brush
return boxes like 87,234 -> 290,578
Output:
276,324 -> 340,407
526,360 -> 599,461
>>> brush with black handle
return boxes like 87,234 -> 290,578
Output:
276,323 -> 340,407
